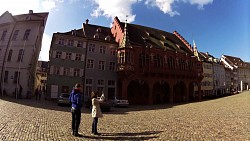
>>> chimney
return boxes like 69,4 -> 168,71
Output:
86,19 -> 89,25
29,10 -> 33,14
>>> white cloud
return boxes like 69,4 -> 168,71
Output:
39,33 -> 51,61
145,0 -> 180,17
90,0 -> 213,21
0,0 -> 63,15
184,0 -> 213,9
91,0 -> 139,23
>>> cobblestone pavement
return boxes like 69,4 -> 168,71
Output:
0,91 -> 249,141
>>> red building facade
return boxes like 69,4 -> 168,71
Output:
111,17 -> 203,104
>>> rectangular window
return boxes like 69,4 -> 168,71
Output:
100,46 -> 106,54
119,52 -> 125,64
77,41 -> 83,47
109,62 -> 115,71
87,59 -> 94,68
12,30 -> 19,40
58,38 -> 65,45
65,53 -> 72,60
98,61 -> 105,70
55,52 -> 62,59
88,43 -> 95,52
1,30 -> 7,41
97,87 -> 104,94
86,79 -> 93,85
17,49 -> 24,62
4,71 -> 8,83
97,79 -> 104,85
53,66 -> 60,75
23,29 -> 31,40
7,49 -> 13,61
108,80 -> 115,86
73,68 -> 80,77
110,48 -> 116,55
68,39 -> 74,46
13,71 -> 20,84
63,67 -> 70,76
86,86 -> 92,96
75,53 -> 81,61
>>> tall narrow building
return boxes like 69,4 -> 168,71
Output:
0,10 -> 48,98
46,29 -> 87,99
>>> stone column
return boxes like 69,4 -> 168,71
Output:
198,82 -> 202,101
169,85 -> 174,104
148,83 -> 154,104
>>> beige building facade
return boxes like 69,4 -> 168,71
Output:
0,10 -> 48,98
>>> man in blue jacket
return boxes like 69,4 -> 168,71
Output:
69,83 -> 83,137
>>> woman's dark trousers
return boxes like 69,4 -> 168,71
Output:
92,117 -> 98,133
71,108 -> 81,135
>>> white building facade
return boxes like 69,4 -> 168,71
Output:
0,10 -> 48,98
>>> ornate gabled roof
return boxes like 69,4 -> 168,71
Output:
117,21 -> 193,54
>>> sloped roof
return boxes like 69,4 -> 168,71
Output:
64,28 -> 85,37
14,12 -> 48,21
82,23 -> 116,43
0,11 -> 48,26
55,28 -> 85,38
223,55 -> 244,67
119,22 -> 193,54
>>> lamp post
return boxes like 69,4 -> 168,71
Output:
81,75 -> 85,103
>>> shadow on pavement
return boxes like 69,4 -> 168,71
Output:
82,131 -> 163,140
1,92 -> 239,114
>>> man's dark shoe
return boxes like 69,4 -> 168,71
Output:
93,132 -> 101,136
74,133 -> 83,137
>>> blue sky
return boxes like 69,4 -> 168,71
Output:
0,0 -> 249,62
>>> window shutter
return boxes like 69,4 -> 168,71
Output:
71,53 -> 76,61
52,51 -> 56,58
81,54 -> 85,61
62,52 -> 66,60
50,66 -> 54,74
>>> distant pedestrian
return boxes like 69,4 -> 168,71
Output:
91,91 -> 105,135
69,83 -> 83,137
38,89 -> 42,100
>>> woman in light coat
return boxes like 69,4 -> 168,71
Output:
91,91 -> 105,135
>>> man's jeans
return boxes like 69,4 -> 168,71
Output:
71,108 -> 81,134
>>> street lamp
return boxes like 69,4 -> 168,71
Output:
81,75 -> 85,102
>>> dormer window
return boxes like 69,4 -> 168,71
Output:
94,33 -> 99,39
105,35 -> 111,41
96,28 -> 102,33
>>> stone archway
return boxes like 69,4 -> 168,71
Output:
173,81 -> 186,102
127,80 -> 149,104
152,81 -> 170,104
